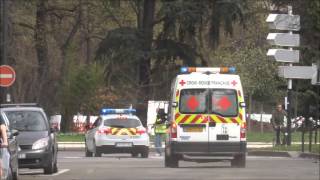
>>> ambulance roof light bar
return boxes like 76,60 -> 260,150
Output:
180,67 -> 236,74
100,108 -> 136,115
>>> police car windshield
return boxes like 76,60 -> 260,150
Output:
4,111 -> 48,131
104,118 -> 141,128
179,89 -> 238,116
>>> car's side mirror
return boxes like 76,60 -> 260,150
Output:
8,129 -> 19,138
50,127 -> 57,133
172,102 -> 178,108
239,102 -> 246,108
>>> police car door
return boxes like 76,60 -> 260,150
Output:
208,81 -> 241,151
177,75 -> 210,151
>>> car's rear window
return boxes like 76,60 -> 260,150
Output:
210,89 -> 238,116
4,111 -> 48,131
104,118 -> 141,128
179,89 -> 207,114
179,88 -> 238,116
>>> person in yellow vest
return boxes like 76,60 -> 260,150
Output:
154,108 -> 167,156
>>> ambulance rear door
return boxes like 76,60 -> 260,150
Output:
176,74 -> 210,147
207,76 -> 242,152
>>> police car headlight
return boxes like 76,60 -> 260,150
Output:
32,137 -> 49,150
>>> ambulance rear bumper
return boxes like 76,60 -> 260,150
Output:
169,141 -> 246,156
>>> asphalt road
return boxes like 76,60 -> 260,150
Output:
18,151 -> 319,180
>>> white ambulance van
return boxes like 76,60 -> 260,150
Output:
165,67 -> 247,168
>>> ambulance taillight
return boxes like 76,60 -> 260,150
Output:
170,122 -> 177,138
240,122 -> 246,140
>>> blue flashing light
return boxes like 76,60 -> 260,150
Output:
100,108 -> 136,115
180,67 -> 188,73
229,67 -> 236,73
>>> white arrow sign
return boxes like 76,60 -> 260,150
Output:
278,65 -> 317,79
266,14 -> 300,31
267,49 -> 299,63
267,33 -> 300,47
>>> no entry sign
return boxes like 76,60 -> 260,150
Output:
0,65 -> 16,87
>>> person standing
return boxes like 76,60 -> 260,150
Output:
153,108 -> 167,156
271,104 -> 287,145
0,115 -> 9,178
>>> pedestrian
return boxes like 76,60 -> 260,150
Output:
0,115 -> 9,178
271,104 -> 287,145
153,108 -> 167,156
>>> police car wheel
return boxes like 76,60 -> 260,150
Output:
141,149 -> 149,158
85,142 -> 93,157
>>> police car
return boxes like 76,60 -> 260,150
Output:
165,67 -> 247,168
85,108 -> 149,158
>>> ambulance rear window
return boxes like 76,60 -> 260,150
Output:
179,89 -> 207,114
210,89 -> 238,117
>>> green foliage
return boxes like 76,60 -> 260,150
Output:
212,44 -> 285,102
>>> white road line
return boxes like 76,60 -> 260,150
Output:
48,169 -> 70,176
63,156 -> 83,159
20,169 -> 70,176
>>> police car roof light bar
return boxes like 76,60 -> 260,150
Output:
180,67 -> 236,74
100,108 -> 136,115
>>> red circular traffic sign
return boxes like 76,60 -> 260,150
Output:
0,65 -> 16,87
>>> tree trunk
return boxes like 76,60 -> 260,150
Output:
136,0 -> 155,124
34,0 -> 49,103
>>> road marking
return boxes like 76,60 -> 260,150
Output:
63,156 -> 83,159
19,169 -> 70,176
48,169 -> 70,176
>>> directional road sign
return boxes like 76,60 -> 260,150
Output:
266,14 -> 300,31
267,33 -> 300,47
267,49 -> 299,63
0,65 -> 16,87
278,65 -> 317,79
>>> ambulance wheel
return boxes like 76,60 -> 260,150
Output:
231,154 -> 246,168
131,152 -> 139,157
165,154 -> 178,168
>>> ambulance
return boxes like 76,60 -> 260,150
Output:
165,67 -> 247,168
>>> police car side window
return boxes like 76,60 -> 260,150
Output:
210,89 -> 238,117
179,89 -> 207,114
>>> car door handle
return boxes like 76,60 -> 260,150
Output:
209,122 -> 216,127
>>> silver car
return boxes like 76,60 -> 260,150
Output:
85,109 -> 149,158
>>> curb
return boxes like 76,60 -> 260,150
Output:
247,150 -> 291,157
299,152 -> 320,160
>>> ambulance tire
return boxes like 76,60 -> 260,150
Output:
231,154 -> 246,168
131,153 -> 139,157
165,153 -> 179,168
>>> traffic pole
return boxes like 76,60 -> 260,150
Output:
286,6 -> 293,146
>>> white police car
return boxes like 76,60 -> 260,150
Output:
85,108 -> 149,158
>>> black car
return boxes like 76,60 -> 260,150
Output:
0,112 -> 19,180
0,104 -> 58,174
